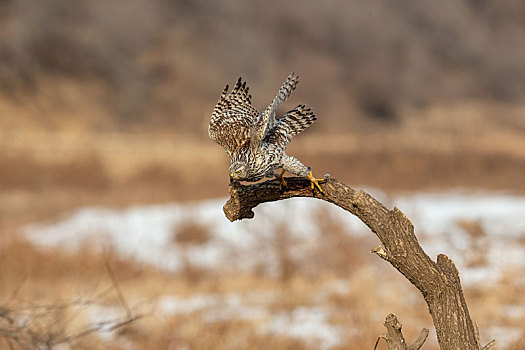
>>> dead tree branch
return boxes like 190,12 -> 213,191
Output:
374,314 -> 429,350
223,176 -> 494,350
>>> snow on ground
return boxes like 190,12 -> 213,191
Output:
84,289 -> 344,350
157,290 -> 275,322
395,191 -> 525,285
24,189 -> 525,285
265,306 -> 343,350
22,189 -> 525,348
24,196 -> 367,274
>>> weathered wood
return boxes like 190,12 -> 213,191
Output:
374,314 -> 428,350
223,176 -> 495,350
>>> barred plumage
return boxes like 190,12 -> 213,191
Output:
266,104 -> 317,143
209,73 -> 324,192
209,77 -> 257,157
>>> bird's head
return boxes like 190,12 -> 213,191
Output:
229,161 -> 248,182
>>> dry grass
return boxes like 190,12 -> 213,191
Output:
0,216 -> 433,350
2,207 -> 525,349
141,316 -> 311,350
306,148 -> 525,193
0,125 -> 522,349
0,240 -> 148,300
1,110 -> 524,228
0,152 -> 110,191
173,221 -> 211,246
456,219 -> 489,267
0,238 -> 151,349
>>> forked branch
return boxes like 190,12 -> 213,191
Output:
223,176 -> 494,350
374,314 -> 428,350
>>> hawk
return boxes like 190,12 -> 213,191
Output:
208,73 -> 323,192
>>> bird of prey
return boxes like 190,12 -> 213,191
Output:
208,73 -> 323,192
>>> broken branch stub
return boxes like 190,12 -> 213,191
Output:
375,314 -> 428,350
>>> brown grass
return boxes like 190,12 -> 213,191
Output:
3,210 -> 525,349
150,316 -> 311,350
1,123 -> 524,229
0,215 -> 435,350
0,152 -> 110,191
173,221 -> 211,246
0,236 -> 152,349
306,149 -> 525,193
0,240 -> 148,301
0,126 -> 521,349
312,208 -> 373,276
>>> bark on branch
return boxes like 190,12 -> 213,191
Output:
374,314 -> 429,350
223,176 -> 495,350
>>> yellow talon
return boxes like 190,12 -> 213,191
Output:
277,169 -> 287,190
307,171 -> 324,193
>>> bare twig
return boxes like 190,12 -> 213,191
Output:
52,314 -> 143,346
408,328 -> 430,350
0,265 -> 145,349
105,260 -> 133,319
481,339 -> 496,350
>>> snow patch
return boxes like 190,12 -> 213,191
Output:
24,191 -> 525,286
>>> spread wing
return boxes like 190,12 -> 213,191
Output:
263,104 -> 317,146
250,72 -> 299,152
209,77 -> 259,158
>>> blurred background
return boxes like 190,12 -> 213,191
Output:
1,0 -> 525,349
